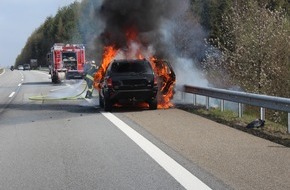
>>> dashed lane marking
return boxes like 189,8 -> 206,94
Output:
9,92 -> 15,98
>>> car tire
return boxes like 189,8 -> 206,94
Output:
149,98 -> 157,110
99,91 -> 104,108
104,98 -> 112,112
52,76 -> 58,83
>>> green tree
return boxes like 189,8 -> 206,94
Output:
203,1 -> 290,97
15,2 -> 82,67
191,0 -> 233,41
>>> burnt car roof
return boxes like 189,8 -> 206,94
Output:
111,59 -> 149,63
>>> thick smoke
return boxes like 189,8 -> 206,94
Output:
80,0 -> 209,87
98,0 -> 183,48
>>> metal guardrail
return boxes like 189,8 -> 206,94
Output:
182,85 -> 290,133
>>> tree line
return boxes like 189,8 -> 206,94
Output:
196,0 -> 290,96
15,2 -> 82,68
195,0 -> 290,123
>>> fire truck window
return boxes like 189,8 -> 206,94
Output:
62,53 -> 76,61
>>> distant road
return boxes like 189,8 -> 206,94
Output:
0,70 -> 290,190
0,69 -> 24,114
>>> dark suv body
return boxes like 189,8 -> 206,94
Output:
99,59 -> 158,111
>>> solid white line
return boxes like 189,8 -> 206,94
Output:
9,92 -> 15,98
102,112 -> 212,190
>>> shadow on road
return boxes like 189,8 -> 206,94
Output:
22,82 -> 53,86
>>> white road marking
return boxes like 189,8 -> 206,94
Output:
18,83 -> 22,87
9,92 -> 15,98
102,112 -> 212,190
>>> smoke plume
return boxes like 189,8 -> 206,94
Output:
98,0 -> 182,48
81,0 -> 209,87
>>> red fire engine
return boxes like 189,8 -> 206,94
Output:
47,43 -> 86,83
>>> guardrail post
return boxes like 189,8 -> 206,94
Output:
206,97 -> 209,110
260,107 -> 265,121
183,92 -> 186,102
220,99 -> 224,112
288,113 -> 290,133
193,94 -> 197,106
238,103 -> 243,118
183,85 -> 290,133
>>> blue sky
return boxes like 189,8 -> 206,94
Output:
0,0 -> 80,68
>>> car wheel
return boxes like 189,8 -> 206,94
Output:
149,98 -> 157,110
104,98 -> 112,112
99,91 -> 104,108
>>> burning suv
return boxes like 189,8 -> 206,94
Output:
99,59 -> 158,111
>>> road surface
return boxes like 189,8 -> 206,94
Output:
0,69 -> 290,190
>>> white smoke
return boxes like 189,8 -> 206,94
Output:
173,57 -> 209,87
79,0 -> 211,107
158,5 -> 209,88
114,41 -> 155,60
78,0 -> 105,61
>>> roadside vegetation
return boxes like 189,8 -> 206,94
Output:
195,0 -> 290,130
15,0 -> 290,134
176,104 -> 290,147
14,2 -> 82,68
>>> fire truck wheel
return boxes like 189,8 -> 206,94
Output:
58,72 -> 66,81
52,75 -> 59,83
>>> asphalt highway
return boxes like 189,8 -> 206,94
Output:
0,69 -> 290,190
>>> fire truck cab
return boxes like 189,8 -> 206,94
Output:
47,43 -> 85,83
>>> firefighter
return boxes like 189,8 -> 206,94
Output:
84,60 -> 97,99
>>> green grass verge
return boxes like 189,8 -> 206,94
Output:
176,104 -> 290,147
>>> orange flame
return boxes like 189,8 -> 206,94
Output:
150,58 -> 176,109
93,46 -> 117,90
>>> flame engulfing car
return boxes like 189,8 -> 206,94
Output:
99,59 -> 158,111
98,59 -> 176,111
